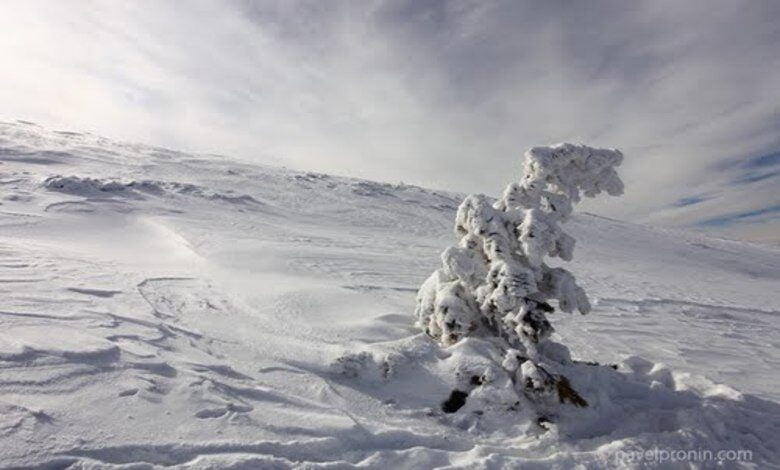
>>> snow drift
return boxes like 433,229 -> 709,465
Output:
0,120 -> 778,468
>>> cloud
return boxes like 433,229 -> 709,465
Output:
0,0 -> 778,242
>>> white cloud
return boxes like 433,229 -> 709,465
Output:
0,0 -> 778,241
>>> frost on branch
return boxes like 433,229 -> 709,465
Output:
415,143 -> 623,417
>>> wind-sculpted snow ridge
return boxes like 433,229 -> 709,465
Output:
1,121 -> 779,468
42,175 -> 264,207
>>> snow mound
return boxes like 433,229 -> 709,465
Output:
43,175 -> 164,198
333,335 -> 780,466
42,175 -> 263,206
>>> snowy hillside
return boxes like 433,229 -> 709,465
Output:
1,120 -> 779,468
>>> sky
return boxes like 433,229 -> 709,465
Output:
1,0 -> 779,243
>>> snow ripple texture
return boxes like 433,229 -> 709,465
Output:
0,120 -> 779,468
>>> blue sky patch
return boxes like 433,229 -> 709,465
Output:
673,196 -> 707,207
699,204 -> 780,227
741,151 -> 780,170
733,170 -> 780,185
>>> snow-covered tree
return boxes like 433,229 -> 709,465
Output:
416,143 -> 623,412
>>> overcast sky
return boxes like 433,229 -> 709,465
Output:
1,0 -> 779,243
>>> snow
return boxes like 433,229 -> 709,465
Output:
0,120 -> 779,468
0,326 -> 119,361
412,144 -> 624,425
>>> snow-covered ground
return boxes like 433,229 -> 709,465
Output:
1,120 -> 778,468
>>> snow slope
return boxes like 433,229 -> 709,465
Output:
1,120 -> 779,468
